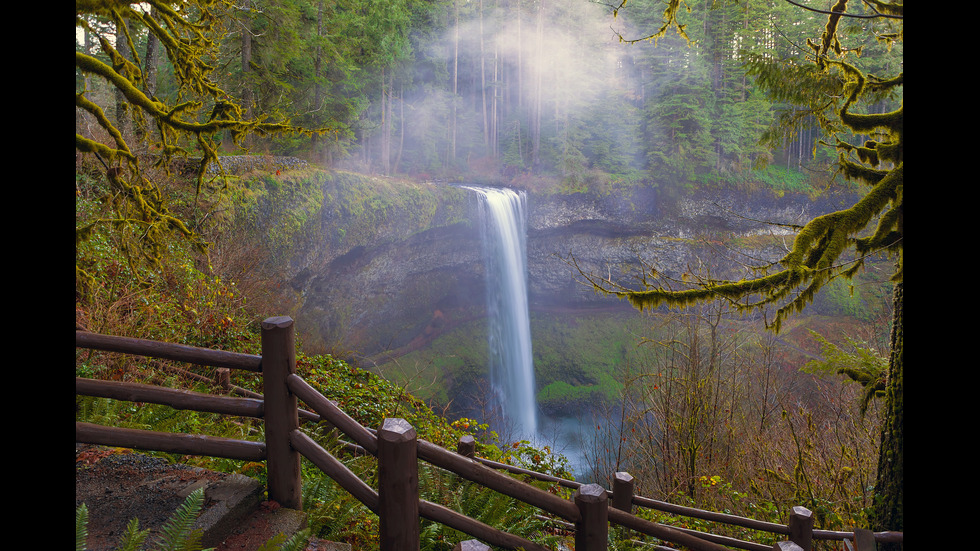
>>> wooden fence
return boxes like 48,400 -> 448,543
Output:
75,316 -> 903,551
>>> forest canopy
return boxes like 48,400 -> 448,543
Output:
76,0 -> 903,198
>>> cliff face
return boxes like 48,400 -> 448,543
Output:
278,170 -> 857,359
281,172 -> 478,355
525,186 -> 856,310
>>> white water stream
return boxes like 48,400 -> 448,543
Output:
465,186 -> 538,440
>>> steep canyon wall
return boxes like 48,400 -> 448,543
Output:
269,170 -> 856,371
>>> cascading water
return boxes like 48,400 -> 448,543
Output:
465,186 -> 538,440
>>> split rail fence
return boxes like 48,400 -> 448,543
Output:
75,316 -> 903,551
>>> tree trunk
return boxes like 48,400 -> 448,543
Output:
241,13 -> 253,119
479,0 -> 490,153
530,0 -> 544,170
872,280 -> 903,548
144,14 -> 160,99
394,84 -> 404,174
448,0 -> 459,166
312,0 -> 325,163
114,19 -> 133,143
142,11 -> 161,148
491,11 -> 499,158
241,2 -> 254,149
381,67 -> 390,175
313,0 -> 325,110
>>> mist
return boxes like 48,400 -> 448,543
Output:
339,0 -> 652,180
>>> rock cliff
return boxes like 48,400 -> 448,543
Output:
272,170 -> 857,363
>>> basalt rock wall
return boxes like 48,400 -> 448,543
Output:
279,170 -> 857,357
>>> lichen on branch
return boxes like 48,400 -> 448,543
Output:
585,0 -> 903,332
76,0 -> 322,291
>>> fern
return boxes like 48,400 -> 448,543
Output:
76,503 -> 89,551
76,487 -> 210,551
254,529 -> 311,551
152,488 -> 208,551
416,466 -> 561,549
116,518 -> 151,551
74,491 -> 308,551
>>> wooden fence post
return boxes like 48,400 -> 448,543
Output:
457,435 -> 476,458
851,528 -> 877,551
216,367 -> 230,390
378,418 -> 420,551
575,483 -> 608,551
261,316 -> 302,510
611,472 -> 634,513
788,506 -> 814,551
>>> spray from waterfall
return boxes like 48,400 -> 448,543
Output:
465,186 -> 538,440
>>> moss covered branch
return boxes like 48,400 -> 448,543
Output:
586,0 -> 903,332
76,0 -> 323,288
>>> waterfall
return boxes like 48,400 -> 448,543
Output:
465,186 -> 538,440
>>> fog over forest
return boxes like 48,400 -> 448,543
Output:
340,0 -> 675,180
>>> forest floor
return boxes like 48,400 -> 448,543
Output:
75,444 -> 349,551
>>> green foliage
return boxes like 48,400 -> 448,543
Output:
314,171 -> 470,257
154,488 -> 208,551
228,168 -> 327,270
298,352 -> 570,473
373,318 -> 488,406
294,353 -> 573,548
74,235 -> 258,354
75,0 -> 318,283
75,488 -> 208,551
301,445 -> 566,549
116,519 -> 152,551
76,167 -> 262,352
76,503 -> 90,551
76,486 -> 312,551
627,475 -> 783,549
379,311 -> 647,417
804,331 -> 887,414
644,69 -> 716,189
302,458 -> 380,546
812,276 -> 874,320
75,391 -> 265,475
751,165 -> 812,196
252,530 -> 313,551
418,471 -> 563,550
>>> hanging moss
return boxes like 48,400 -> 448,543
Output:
589,0 -> 903,334
76,1 -> 323,292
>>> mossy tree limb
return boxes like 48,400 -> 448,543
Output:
76,0 -> 323,293
584,0 -> 903,539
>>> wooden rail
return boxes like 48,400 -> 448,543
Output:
75,317 -> 902,551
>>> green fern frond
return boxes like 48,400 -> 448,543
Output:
253,533 -> 287,551
117,518 -> 151,551
152,487 -> 208,551
253,529 -> 311,551
76,503 -> 89,551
